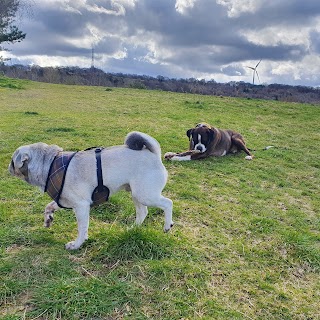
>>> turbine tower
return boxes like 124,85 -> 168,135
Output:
247,59 -> 261,85
91,46 -> 95,69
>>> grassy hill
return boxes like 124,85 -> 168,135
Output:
0,77 -> 319,319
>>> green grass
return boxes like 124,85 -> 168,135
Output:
0,76 -> 26,90
0,78 -> 319,319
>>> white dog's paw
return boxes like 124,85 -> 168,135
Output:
44,214 -> 54,228
164,152 -> 176,160
245,155 -> 253,160
65,241 -> 81,250
164,222 -> 174,233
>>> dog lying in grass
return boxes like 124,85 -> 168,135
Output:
9,131 -> 173,250
164,123 -> 253,161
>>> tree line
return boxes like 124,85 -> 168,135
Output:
1,64 -> 320,104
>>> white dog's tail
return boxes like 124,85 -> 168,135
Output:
125,131 -> 161,158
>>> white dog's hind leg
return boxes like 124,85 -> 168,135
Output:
131,180 -> 173,232
133,197 -> 148,225
65,203 -> 90,250
142,195 -> 173,232
158,196 -> 174,232
44,201 -> 59,227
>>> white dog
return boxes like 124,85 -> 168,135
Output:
9,132 -> 173,250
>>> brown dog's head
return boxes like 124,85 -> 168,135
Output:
186,123 -> 215,153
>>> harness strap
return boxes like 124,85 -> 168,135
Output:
95,147 -> 104,192
91,148 -> 110,206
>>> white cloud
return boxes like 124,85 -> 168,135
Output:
241,25 -> 311,48
175,0 -> 198,14
8,54 -> 90,68
41,0 -> 137,16
216,0 -> 262,18
271,54 -> 320,81
86,2 -> 125,16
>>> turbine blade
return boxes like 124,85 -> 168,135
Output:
256,59 -> 262,68
256,70 -> 261,83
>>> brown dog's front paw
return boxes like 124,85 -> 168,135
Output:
164,152 -> 176,160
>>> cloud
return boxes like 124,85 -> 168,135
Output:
310,30 -> 320,54
3,0 -> 320,86
175,0 -> 198,15
216,0 -> 263,18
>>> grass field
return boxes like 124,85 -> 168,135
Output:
0,77 -> 319,319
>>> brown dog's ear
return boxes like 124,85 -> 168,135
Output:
186,129 -> 193,140
208,128 -> 215,143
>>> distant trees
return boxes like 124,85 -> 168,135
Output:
0,0 -> 26,61
1,64 -> 320,104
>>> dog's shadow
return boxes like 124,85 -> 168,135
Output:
90,193 -> 152,226
90,201 -> 124,223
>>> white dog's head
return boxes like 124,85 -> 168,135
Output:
9,143 -> 62,188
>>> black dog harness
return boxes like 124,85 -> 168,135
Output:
91,148 -> 110,206
45,148 -> 110,208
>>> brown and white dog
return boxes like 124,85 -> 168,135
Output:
164,123 -> 253,161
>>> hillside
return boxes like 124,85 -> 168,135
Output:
0,78 -> 319,319
1,64 -> 320,104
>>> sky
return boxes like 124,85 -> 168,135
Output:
3,0 -> 320,86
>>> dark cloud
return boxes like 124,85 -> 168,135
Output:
221,65 -> 243,76
310,30 -> 320,54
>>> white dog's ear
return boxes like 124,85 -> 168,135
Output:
16,152 -> 29,168
15,152 -> 30,177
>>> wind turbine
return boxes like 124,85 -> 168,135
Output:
247,59 -> 261,85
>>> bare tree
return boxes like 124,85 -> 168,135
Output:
0,0 -> 26,58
